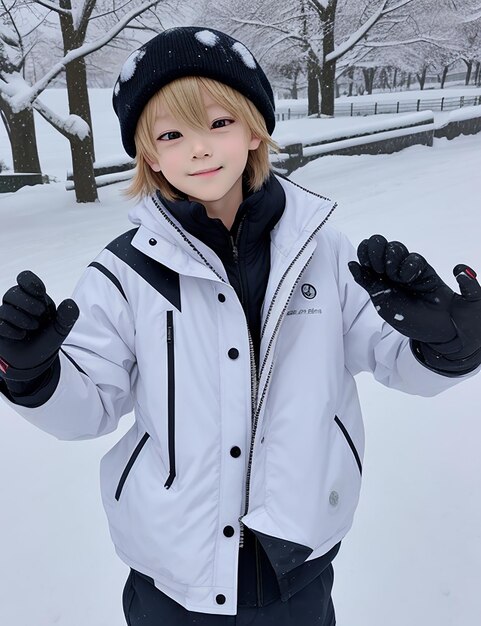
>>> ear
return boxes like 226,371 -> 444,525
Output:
144,156 -> 162,172
249,135 -> 261,151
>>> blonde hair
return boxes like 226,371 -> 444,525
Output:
123,76 -> 280,201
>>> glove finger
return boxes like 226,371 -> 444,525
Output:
385,241 -> 410,281
16,270 -> 47,299
2,285 -> 46,318
348,261 -> 393,303
398,252 -> 427,284
54,299 -> 79,338
357,239 -> 370,266
0,319 -> 26,340
453,265 -> 481,302
365,234 -> 388,274
0,303 -> 39,331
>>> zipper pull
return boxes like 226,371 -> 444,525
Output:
230,235 -> 239,263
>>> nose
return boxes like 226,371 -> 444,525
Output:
190,133 -> 212,159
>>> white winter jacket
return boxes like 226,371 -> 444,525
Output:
2,175 -> 478,615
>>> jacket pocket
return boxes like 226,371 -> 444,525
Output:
164,310 -> 176,489
115,432 -> 150,501
334,415 -> 362,476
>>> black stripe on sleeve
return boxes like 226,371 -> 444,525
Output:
88,262 -> 128,302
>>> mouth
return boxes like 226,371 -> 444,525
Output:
189,167 -> 222,176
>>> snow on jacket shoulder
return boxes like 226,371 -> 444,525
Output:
1,174 -> 478,615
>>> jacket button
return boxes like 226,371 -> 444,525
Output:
230,446 -> 241,457
216,594 -> 226,605
223,525 -> 235,537
218,293 -> 226,302
149,238 -> 157,246
228,348 -> 239,359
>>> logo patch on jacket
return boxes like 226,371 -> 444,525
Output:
301,283 -> 317,299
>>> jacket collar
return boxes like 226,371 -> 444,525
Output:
158,172 -> 286,264
127,174 -> 336,282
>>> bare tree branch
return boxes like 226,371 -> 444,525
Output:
34,0 -> 71,15
325,0 -> 417,63
87,0 -> 131,21
305,0 -> 326,18
1,0 -> 161,110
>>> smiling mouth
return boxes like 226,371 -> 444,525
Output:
190,167 -> 222,176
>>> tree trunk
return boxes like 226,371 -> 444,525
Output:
362,68 -> 376,95
393,67 -> 398,90
417,67 -> 427,90
59,0 -> 98,203
474,61 -> 481,87
407,72 -> 411,89
307,50 -> 320,115
0,97 -> 42,173
463,59 -> 473,85
291,67 -> 299,99
348,66 -> 354,97
320,0 -> 338,116
441,65 -> 449,89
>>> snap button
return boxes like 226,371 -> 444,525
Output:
218,293 -> 226,302
228,348 -> 239,359
216,594 -> 226,605
223,525 -> 235,537
148,238 -> 157,246
230,446 -> 241,457
329,491 -> 339,507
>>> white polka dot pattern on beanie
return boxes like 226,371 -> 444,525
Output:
119,48 -> 146,83
232,42 -> 256,69
195,30 -> 219,47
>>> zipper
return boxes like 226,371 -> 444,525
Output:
241,201 -> 337,524
260,180 -> 337,345
229,214 -> 247,307
334,415 -> 363,475
164,310 -> 176,488
115,432 -> 150,501
152,195 -> 259,536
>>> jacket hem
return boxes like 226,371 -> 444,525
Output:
114,546 -> 238,615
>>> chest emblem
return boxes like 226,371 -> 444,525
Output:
301,283 -> 317,299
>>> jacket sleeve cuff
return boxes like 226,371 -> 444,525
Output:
0,357 -> 61,408
410,339 -> 481,377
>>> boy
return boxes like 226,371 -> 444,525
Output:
0,27 -> 480,626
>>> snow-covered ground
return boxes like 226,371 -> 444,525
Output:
0,89 -> 481,626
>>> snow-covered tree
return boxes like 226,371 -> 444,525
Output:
0,0 -> 169,202
0,7 -> 42,174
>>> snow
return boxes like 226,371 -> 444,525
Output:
273,111 -> 435,150
195,29 -> 219,46
302,122 -> 434,157
119,48 -> 146,83
231,42 -> 257,69
0,89 -> 481,625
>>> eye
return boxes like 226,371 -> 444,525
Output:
212,118 -> 234,129
158,131 -> 182,141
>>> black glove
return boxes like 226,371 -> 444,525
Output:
348,234 -> 481,374
0,270 -> 79,383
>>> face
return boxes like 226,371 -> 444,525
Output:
146,87 -> 261,210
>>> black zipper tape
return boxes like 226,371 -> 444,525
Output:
164,310 -> 176,489
334,415 -> 362,475
115,432 -> 150,501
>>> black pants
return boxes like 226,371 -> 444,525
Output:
122,564 -> 335,625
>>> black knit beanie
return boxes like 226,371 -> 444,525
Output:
112,26 -> 276,158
